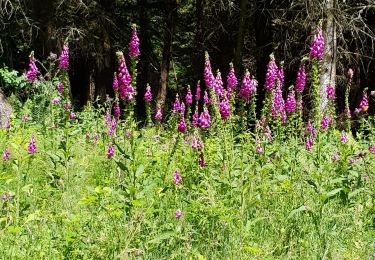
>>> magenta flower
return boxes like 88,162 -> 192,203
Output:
306,121 -> 317,137
59,44 -> 69,70
175,209 -> 182,219
86,132 -> 91,140
108,119 -> 117,136
203,90 -> 210,105
204,52 -> 215,88
278,63 -> 285,88
256,146 -> 263,154
113,102 -> 121,120
3,146 -> 10,161
144,84 -> 152,102
177,116 -> 187,133
173,94 -> 181,114
129,24 -> 140,58
52,97 -> 61,104
117,52 -> 133,101
28,135 -> 37,154
332,151 -> 340,162
310,28 -> 325,60
105,111 -> 111,126
173,170 -> 182,185
340,131 -> 348,143
219,96 -> 230,120
69,112 -> 77,119
271,81 -> 286,123
155,104 -> 163,121
113,73 -> 119,92
63,102 -> 72,111
213,70 -> 224,97
263,126 -> 273,142
320,115 -> 331,130
180,102 -> 186,115
358,90 -> 369,112
185,86 -> 193,105
58,82 -> 64,94
107,143 -> 114,159
192,135 -> 204,151
326,84 -> 335,100
295,64 -> 306,93
25,52 -> 39,82
305,137 -> 314,151
198,152 -> 206,167
264,54 -> 278,91
369,145 -> 375,154
227,62 -> 238,97
192,108 -> 199,127
199,107 -> 211,129
239,70 -> 254,102
195,82 -> 201,102
285,88 -> 296,113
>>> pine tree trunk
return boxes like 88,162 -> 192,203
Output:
234,0 -> 248,71
320,0 -> 337,112
157,0 -> 178,106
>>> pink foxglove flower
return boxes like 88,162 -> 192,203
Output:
173,94 -> 181,114
305,137 -> 314,151
199,107 -> 211,129
306,120 -> 317,137
369,145 -> 375,154
177,116 -> 187,133
3,146 -> 10,161
358,89 -> 369,112
129,24 -> 140,58
264,54 -> 278,92
113,102 -> 121,120
310,28 -> 325,60
58,82 -> 64,94
195,82 -> 201,102
219,96 -> 230,120
155,104 -> 163,121
340,131 -> 348,143
295,64 -> 306,93
173,170 -> 182,185
271,81 -> 286,123
198,152 -> 206,167
204,52 -> 215,88
144,84 -> 152,102
285,88 -> 296,113
192,108 -> 199,127
113,73 -> 119,92
185,86 -> 193,105
213,70 -> 224,97
69,112 -> 77,119
332,151 -> 340,162
52,97 -> 61,104
326,84 -> 335,100
175,209 -> 182,219
116,52 -> 133,101
59,44 -> 69,70
203,91 -> 210,105
107,143 -> 114,159
28,135 -> 37,154
320,115 -> 331,130
25,52 -> 39,82
226,62 -> 238,97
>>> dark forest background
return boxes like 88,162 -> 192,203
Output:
1,0 -> 374,118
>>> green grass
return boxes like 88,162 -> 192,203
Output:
0,114 -> 374,259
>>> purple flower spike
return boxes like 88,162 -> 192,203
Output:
203,90 -> 210,105
204,52 -> 215,88
295,64 -> 306,93
177,116 -> 187,133
305,137 -> 314,151
310,28 -> 325,60
192,108 -> 199,127
173,170 -> 182,185
358,90 -> 369,112
227,62 -> 238,97
113,73 -> 119,92
28,135 -> 37,154
155,104 -> 163,121
3,145 -> 10,161
116,51 -> 133,101
113,102 -> 121,120
195,81 -> 201,102
340,131 -> 348,143
25,52 -> 39,82
173,94 -> 181,114
129,24 -> 140,58
219,96 -> 230,120
59,44 -> 69,70
107,143 -> 114,159
213,70 -> 224,97
264,54 -> 278,92
185,86 -> 193,105
199,107 -> 211,129
285,88 -> 296,113
144,84 -> 152,102
326,84 -> 335,100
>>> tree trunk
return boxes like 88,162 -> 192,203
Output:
320,0 -> 337,112
157,0 -> 178,106
234,0 -> 248,71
